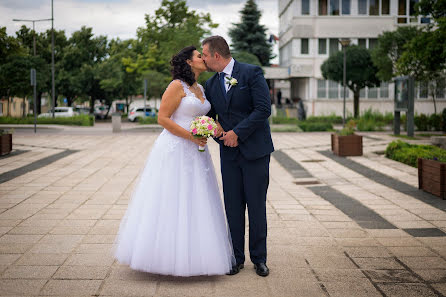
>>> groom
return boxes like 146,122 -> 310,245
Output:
202,36 -> 274,277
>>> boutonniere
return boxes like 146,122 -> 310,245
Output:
225,76 -> 238,86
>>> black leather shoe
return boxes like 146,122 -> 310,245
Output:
254,263 -> 269,277
226,263 -> 244,275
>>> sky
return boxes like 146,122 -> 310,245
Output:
1,0 -> 279,63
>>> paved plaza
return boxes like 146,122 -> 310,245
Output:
1,124 -> 446,296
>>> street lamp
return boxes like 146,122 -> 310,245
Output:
12,18 -> 52,56
339,38 -> 351,127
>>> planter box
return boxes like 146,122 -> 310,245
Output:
331,133 -> 363,156
0,134 -> 12,156
418,158 -> 446,199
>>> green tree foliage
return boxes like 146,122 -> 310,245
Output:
396,0 -> 446,113
232,51 -> 262,67
228,0 -> 273,66
321,46 -> 380,118
371,26 -> 418,82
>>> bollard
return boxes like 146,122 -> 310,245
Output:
112,113 -> 121,133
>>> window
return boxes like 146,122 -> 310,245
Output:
358,39 -> 366,48
301,38 -> 309,54
302,0 -> 310,15
328,80 -> 339,98
418,81 -> 428,98
369,0 -> 379,15
368,87 -> 378,98
319,0 -> 328,15
330,0 -> 340,15
437,79 -> 445,99
358,0 -> 367,14
380,82 -> 389,98
398,0 -> 407,23
329,38 -> 339,55
342,0 -> 350,14
318,79 -> 327,98
368,38 -> 378,49
382,0 -> 390,14
318,38 -> 327,54
360,88 -> 366,98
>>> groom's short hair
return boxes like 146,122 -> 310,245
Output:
202,36 -> 231,59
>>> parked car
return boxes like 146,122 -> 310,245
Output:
38,107 -> 78,118
128,107 -> 157,122
74,106 -> 91,115
94,106 -> 109,119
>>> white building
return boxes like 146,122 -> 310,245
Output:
276,0 -> 445,116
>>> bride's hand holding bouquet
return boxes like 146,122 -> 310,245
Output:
190,116 -> 218,152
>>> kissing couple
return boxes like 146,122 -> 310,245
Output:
115,36 -> 274,277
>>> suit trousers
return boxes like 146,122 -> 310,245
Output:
220,152 -> 270,264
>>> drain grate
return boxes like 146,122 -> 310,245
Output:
294,180 -> 321,185
301,159 -> 326,163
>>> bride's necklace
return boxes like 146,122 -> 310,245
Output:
190,83 -> 199,91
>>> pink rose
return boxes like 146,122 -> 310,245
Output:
207,124 -> 213,130
201,120 -> 206,124
192,128 -> 197,134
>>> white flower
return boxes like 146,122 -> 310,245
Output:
225,76 -> 238,86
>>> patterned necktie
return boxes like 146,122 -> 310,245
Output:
219,72 -> 227,99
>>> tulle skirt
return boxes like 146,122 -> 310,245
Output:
114,129 -> 235,276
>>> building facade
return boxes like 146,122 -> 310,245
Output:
278,0 -> 445,116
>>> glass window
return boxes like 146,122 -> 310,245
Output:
436,79 -> 445,99
398,0 -> 406,15
319,0 -> 328,15
329,38 -> 339,55
301,38 -> 309,54
358,0 -> 367,14
369,0 -> 379,15
318,79 -> 327,98
342,0 -> 350,14
380,82 -> 389,98
328,80 -> 339,98
318,39 -> 327,54
421,17 -> 430,23
368,87 -> 378,98
368,38 -> 378,49
360,88 -> 366,98
302,0 -> 310,15
418,81 -> 428,98
358,39 -> 367,48
409,0 -> 418,15
330,0 -> 340,15
381,0 -> 390,14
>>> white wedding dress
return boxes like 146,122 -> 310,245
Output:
115,80 -> 235,276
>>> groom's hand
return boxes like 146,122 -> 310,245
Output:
214,122 -> 224,138
219,130 -> 238,147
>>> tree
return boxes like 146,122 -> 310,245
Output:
228,0 -> 273,66
321,45 -> 380,118
232,51 -> 262,67
396,0 -> 446,113
371,26 -> 419,82
131,0 -> 217,81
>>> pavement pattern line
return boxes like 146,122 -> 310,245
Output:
0,150 -> 29,160
318,150 -> 446,212
309,185 -> 397,230
0,149 -> 79,184
271,150 -> 313,178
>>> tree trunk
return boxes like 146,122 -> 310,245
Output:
430,87 -> 437,114
7,97 -> 10,117
22,98 -> 26,118
37,92 -> 42,114
353,90 -> 360,118
89,97 -> 95,114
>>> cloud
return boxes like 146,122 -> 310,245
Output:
1,0 -> 278,62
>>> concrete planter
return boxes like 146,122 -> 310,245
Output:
418,158 -> 446,199
331,133 -> 363,156
0,134 -> 12,156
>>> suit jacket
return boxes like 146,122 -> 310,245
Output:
205,60 -> 274,160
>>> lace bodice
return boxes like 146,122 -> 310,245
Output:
170,80 -> 211,130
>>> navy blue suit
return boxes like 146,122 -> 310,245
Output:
205,60 -> 274,265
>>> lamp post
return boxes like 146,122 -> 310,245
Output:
12,18 -> 52,56
339,38 -> 351,127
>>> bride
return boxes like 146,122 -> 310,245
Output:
114,46 -> 235,276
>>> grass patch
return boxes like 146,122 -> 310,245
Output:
138,117 -> 158,124
298,122 -> 333,132
389,134 -> 420,140
271,125 -> 303,132
385,140 -> 446,167
271,117 -> 300,124
0,115 -> 94,126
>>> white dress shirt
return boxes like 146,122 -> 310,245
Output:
219,58 -> 235,92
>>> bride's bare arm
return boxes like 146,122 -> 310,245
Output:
157,81 -> 207,146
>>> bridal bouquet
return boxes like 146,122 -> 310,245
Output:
190,116 -> 218,152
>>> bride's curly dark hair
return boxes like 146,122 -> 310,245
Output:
170,46 -> 196,86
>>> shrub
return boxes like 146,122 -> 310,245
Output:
138,117 -> 158,124
361,108 -> 393,125
298,122 -> 333,132
336,119 -> 356,136
429,113 -> 442,131
306,114 -> 343,124
414,114 -> 429,131
0,115 -> 94,126
442,108 -> 446,133
272,116 -> 299,124
356,118 -> 385,131
385,140 -> 446,167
